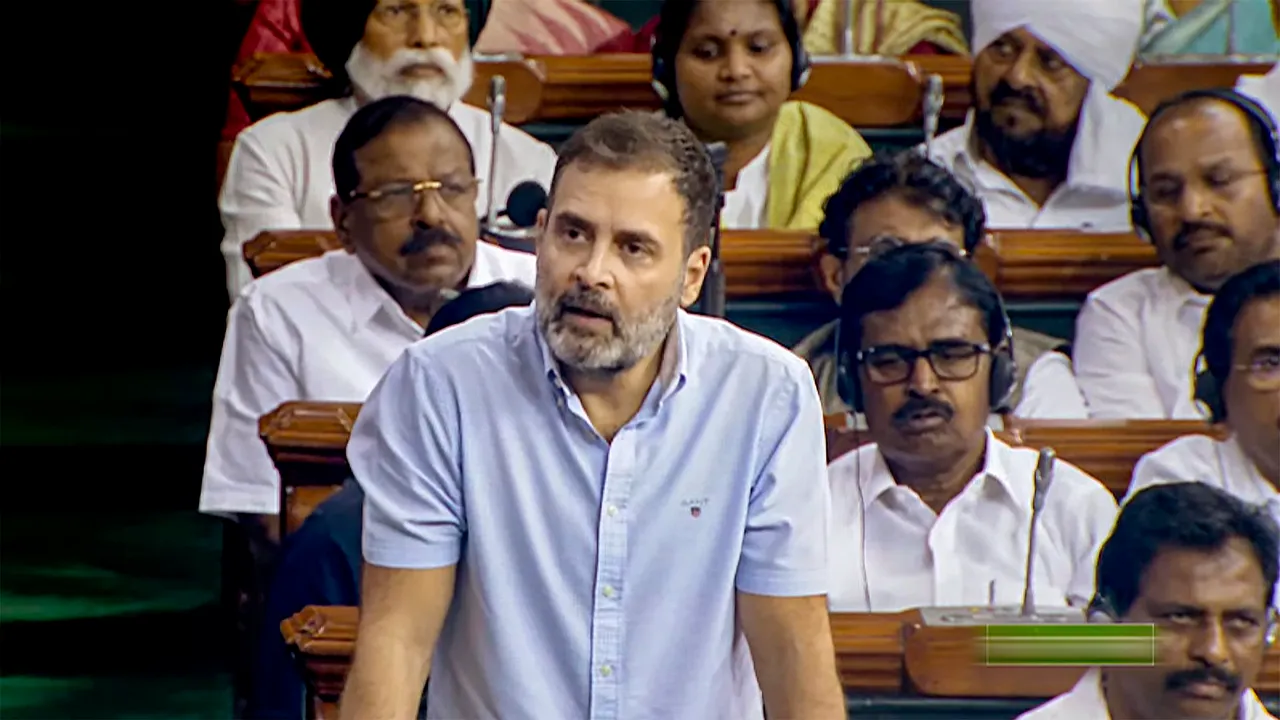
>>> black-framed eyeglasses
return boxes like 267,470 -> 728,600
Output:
1235,351 -> 1280,392
856,341 -> 993,385
348,178 -> 479,220
846,234 -> 967,261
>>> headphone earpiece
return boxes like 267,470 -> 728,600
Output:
1129,87 -> 1280,244
1192,353 -> 1227,424
1265,607 -> 1278,648
1086,592 -> 1119,624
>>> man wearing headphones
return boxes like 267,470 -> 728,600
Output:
1127,261 -> 1280,529
1018,482 -> 1279,720
649,0 -> 871,231
797,150 -> 1087,418
1075,89 -> 1280,419
219,0 -> 556,299
825,243 -> 1116,612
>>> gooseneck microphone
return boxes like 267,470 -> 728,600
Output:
922,74 -> 944,157
485,75 -> 507,230
697,142 -> 728,318
1020,448 -> 1057,617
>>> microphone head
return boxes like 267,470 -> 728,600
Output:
505,181 -> 547,228
488,75 -> 506,117
1033,447 -> 1056,507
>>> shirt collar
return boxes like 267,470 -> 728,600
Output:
864,430 -> 1024,512
1158,266 -> 1213,308
533,305 -> 690,408
951,84 -> 1136,198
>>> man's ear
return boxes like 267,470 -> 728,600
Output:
818,253 -> 844,304
330,195 -> 357,253
680,245 -> 712,308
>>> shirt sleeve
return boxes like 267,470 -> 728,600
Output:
218,130 -> 307,301
1015,351 -> 1091,420
1065,479 -> 1119,605
735,365 -> 831,597
1074,291 -> 1169,419
199,299 -> 299,516
349,349 -> 466,570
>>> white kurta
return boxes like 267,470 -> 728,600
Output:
218,97 -> 557,298
198,245 -> 536,516
720,144 -> 770,230
927,84 -> 1147,231
1017,667 -> 1278,719
826,430 -> 1118,612
1074,266 -> 1210,419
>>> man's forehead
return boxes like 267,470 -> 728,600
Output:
1137,540 -> 1269,608
1235,296 -> 1280,347
550,165 -> 686,239
356,123 -> 472,176
1143,101 -> 1261,169
849,196 -> 965,247
861,278 -> 986,340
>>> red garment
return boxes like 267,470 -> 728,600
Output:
222,0 -> 311,141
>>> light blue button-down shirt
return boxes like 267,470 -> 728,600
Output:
348,304 -> 830,720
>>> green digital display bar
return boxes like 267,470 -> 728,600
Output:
984,624 -> 1157,666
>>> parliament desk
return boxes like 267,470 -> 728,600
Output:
244,228 -> 1159,303
261,401 -> 1226,536
281,605 -> 1280,720
232,52 -> 1274,127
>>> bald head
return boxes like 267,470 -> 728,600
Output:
1136,94 -> 1280,292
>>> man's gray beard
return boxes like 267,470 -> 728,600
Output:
345,43 -> 475,110
536,284 -> 681,375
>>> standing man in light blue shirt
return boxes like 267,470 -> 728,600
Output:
340,110 -> 844,720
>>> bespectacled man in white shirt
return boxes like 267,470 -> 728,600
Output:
825,243 -> 1117,612
199,96 -> 536,538
1128,260 -> 1280,544
1017,482 -> 1279,720
1076,89 -> 1280,420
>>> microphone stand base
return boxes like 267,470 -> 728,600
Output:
919,606 -> 1085,626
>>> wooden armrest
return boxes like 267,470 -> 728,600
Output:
1115,60 -> 1275,115
824,415 -> 1224,500
244,230 -> 345,277
975,230 -> 1158,301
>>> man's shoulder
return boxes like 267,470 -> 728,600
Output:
997,437 -> 1117,505
406,304 -> 533,372
1129,433 -> 1223,499
475,242 -> 537,284
684,314 -> 816,391
923,124 -> 969,169
236,97 -> 352,148
451,102 -> 552,154
1085,266 -> 1167,307
236,251 -> 350,316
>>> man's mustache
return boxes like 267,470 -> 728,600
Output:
990,81 -> 1046,116
1165,665 -> 1242,694
556,288 -> 619,325
892,395 -> 955,427
400,227 -> 462,257
1172,221 -> 1232,252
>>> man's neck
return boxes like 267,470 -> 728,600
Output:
975,138 -> 1065,207
882,436 -> 987,515
565,340 -> 667,444
376,276 -> 463,329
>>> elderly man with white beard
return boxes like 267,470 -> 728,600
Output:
926,0 -> 1149,231
218,0 -> 557,299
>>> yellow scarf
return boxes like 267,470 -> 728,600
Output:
765,101 -> 873,230
802,0 -> 969,56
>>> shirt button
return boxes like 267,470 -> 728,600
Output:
602,585 -> 615,598
600,665 -> 612,677
606,505 -> 618,517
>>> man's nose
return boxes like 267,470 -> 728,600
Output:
407,9 -> 445,49
905,355 -> 942,395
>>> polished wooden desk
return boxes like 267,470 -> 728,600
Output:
244,228 -> 1157,302
282,604 -> 1280,719
233,52 -> 1273,126
823,414 -> 1225,499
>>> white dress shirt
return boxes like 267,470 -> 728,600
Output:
721,144 -> 770,230
1075,266 -> 1210,419
218,97 -> 557,299
198,244 -> 536,516
827,430 -> 1119,612
1237,62 -> 1280,125
1017,667 -> 1278,719
1016,350 -> 1092,419
927,84 -> 1147,231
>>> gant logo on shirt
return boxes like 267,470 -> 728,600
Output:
681,497 -> 709,518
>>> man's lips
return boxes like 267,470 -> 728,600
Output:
400,63 -> 442,78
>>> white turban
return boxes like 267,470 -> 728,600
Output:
971,0 -> 1146,92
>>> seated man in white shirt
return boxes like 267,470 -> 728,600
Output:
200,96 -> 536,537
926,0 -> 1148,230
218,0 -> 557,299
1018,482 -> 1279,720
1129,260 -> 1280,524
826,243 -> 1117,612
1076,89 -> 1280,419
796,150 -> 1087,418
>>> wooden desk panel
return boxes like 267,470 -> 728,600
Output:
245,228 -> 1157,302
282,605 -> 1280,705
233,52 -> 1272,129
823,415 -> 1226,500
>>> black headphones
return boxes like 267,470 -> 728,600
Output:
1089,588 -> 1279,648
1129,87 -> 1280,242
1193,353 -> 1228,424
649,0 -> 812,115
833,243 -> 1018,414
